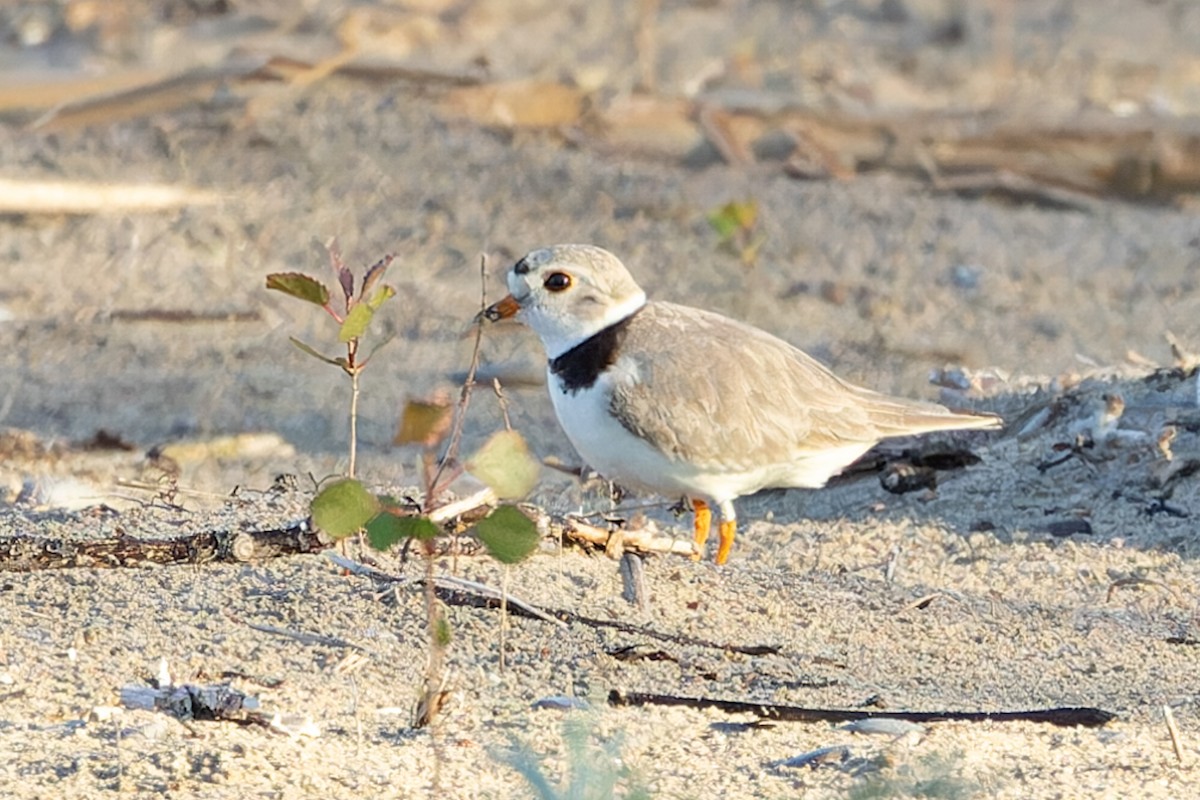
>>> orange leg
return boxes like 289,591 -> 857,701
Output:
716,520 -> 736,566
691,498 -> 712,560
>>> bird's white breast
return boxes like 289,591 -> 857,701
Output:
547,355 -> 693,496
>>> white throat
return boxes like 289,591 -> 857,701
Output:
535,290 -> 646,359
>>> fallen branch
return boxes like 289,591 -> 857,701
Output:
121,681 -> 264,726
558,516 -> 699,559
120,680 -> 319,737
433,574 -> 566,629
0,521 -> 327,572
0,496 -> 709,573
326,552 -> 569,630
433,584 -> 776,656
608,690 -> 1116,728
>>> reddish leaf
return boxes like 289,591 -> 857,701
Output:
337,266 -> 354,305
395,398 -> 453,447
359,254 -> 394,301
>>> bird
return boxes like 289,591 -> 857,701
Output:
482,244 -> 1002,565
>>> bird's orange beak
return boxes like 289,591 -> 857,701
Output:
479,294 -> 521,323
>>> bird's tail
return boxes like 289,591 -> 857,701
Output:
860,392 -> 1003,439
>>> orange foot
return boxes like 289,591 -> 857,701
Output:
691,498 -> 712,560
716,520 -> 736,566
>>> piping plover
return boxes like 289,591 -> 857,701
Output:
483,244 -> 1002,564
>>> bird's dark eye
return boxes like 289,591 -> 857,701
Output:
543,272 -> 572,292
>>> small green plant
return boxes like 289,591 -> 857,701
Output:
266,242 -> 395,478
707,199 -> 764,268
288,253 -> 543,730
309,395 -> 543,722
849,751 -> 978,800
497,716 -> 651,800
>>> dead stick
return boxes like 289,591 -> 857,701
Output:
435,587 -> 775,655
230,614 -> 367,652
608,690 -> 1115,728
0,522 -> 328,572
1164,704 -> 1185,764
559,516 -> 698,558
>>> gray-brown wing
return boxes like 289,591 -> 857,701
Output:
609,302 -> 995,471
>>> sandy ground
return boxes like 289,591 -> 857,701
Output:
1,1 -> 1199,797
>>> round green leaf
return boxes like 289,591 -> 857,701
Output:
476,504 -> 539,565
311,479 -> 379,539
366,513 -> 439,551
466,430 -> 540,500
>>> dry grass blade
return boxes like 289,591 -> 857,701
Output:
230,614 -> 368,653
1163,705 -> 1186,764
29,61 -> 267,131
0,69 -> 167,112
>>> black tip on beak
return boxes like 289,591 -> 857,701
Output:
478,294 -> 521,323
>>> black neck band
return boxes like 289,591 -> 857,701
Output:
548,310 -> 640,394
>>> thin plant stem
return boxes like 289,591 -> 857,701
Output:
499,563 -> 509,672
349,367 -> 360,479
493,378 -> 512,432
421,542 -> 446,791
430,253 -> 489,576
410,255 -> 490,790
350,673 -> 362,750
422,550 -> 445,689
428,254 -> 488,503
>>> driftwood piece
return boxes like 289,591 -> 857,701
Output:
608,690 -> 1116,729
16,41 -> 1197,205
0,178 -> 221,215
591,92 -> 1200,203
0,521 -> 328,572
556,516 -> 699,559
121,681 -> 263,725
740,103 -> 1200,202
120,680 -> 319,736
29,60 -> 270,131
0,495 -> 697,573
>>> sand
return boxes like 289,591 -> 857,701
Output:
0,1 -> 1198,797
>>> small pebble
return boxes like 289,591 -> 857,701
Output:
531,696 -> 590,711
777,744 -> 851,769
948,264 -> 982,291
840,718 -> 925,737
